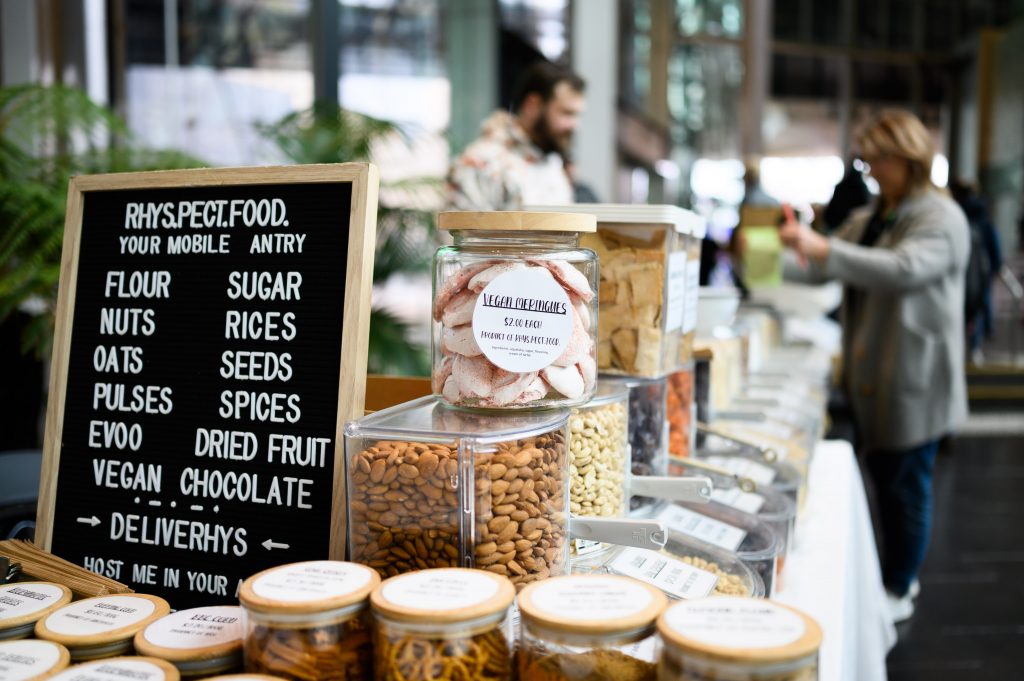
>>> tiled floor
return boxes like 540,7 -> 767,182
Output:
880,434 -> 1024,680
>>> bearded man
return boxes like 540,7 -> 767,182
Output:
446,62 -> 586,210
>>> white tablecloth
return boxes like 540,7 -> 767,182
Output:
777,440 -> 897,681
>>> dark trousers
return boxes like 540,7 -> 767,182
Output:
864,440 -> 940,597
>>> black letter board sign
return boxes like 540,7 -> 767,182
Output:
37,164 -> 378,608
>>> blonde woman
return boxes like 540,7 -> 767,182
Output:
780,109 -> 969,622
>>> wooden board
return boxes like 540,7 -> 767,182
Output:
37,164 -> 378,609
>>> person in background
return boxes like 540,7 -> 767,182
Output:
824,162 -> 871,232
778,109 -> 969,623
446,62 -> 586,210
949,178 -> 1003,364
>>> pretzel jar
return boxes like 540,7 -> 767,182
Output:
369,568 -> 516,681
238,561 -> 380,681
345,397 -> 570,591
433,211 -> 598,410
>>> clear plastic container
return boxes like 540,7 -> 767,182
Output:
134,606 -> 243,678
433,211 -> 598,409
529,204 -> 704,378
46,656 -> 181,681
369,568 -> 515,681
655,501 -> 781,597
572,536 -> 765,600
34,594 -> 170,661
658,597 -> 822,681
694,449 -> 804,514
517,574 -> 666,681
601,377 -> 668,517
0,639 -> 70,679
345,396 -> 570,590
666,366 -> 696,460
679,219 -> 705,366
239,561 -> 379,681
0,582 -> 71,641
665,457 -> 797,587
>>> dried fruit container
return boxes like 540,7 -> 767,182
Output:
134,606 -> 244,678
238,560 -> 379,681
667,365 -> 696,460
369,568 -> 515,681
46,656 -> 180,681
433,211 -> 598,409
34,594 -> 170,661
0,639 -> 70,679
600,376 -> 669,517
571,535 -> 764,600
657,597 -> 822,681
0,582 -> 71,641
667,457 -> 797,587
517,574 -> 667,681
529,204 -> 706,378
654,501 -> 782,597
345,397 -> 571,590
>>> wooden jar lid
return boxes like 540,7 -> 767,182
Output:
0,639 -> 71,680
239,561 -> 380,616
133,606 -> 242,665
34,594 -> 170,652
438,211 -> 596,233
201,676 -> 287,681
517,574 -> 667,636
657,597 -> 822,665
0,582 -> 73,637
370,568 -> 515,625
46,656 -> 180,681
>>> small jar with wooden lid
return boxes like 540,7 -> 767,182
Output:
201,675 -> 287,681
369,568 -> 516,681
517,574 -> 668,681
33,594 -> 170,661
0,639 -> 70,680
433,211 -> 599,410
238,560 -> 379,681
134,606 -> 244,678
45,656 -> 180,681
0,582 -> 72,641
657,597 -> 822,681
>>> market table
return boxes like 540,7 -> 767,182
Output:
777,440 -> 897,681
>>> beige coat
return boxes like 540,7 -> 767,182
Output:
787,189 -> 969,450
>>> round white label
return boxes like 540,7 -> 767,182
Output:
42,596 -> 156,637
141,606 -> 242,650
252,561 -> 372,604
0,640 -> 64,681
0,583 -> 66,623
472,267 -> 574,372
529,577 -> 653,622
49,658 -> 169,681
663,597 -> 806,649
380,570 -> 499,611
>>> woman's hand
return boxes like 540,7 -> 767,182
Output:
779,203 -> 830,265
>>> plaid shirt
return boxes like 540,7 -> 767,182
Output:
446,110 -> 574,210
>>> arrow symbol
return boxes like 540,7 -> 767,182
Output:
77,516 -> 100,527
262,539 -> 290,551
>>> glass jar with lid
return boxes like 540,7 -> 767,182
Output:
517,574 -> 667,681
133,606 -> 244,678
0,639 -> 70,680
0,582 -> 71,641
369,568 -> 515,681
433,211 -> 598,410
46,656 -> 180,681
34,594 -> 170,661
238,560 -> 379,681
657,597 -> 822,681
345,396 -> 570,590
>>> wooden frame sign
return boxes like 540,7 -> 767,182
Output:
37,164 -> 378,608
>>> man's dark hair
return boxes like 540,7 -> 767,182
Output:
511,61 -> 585,112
